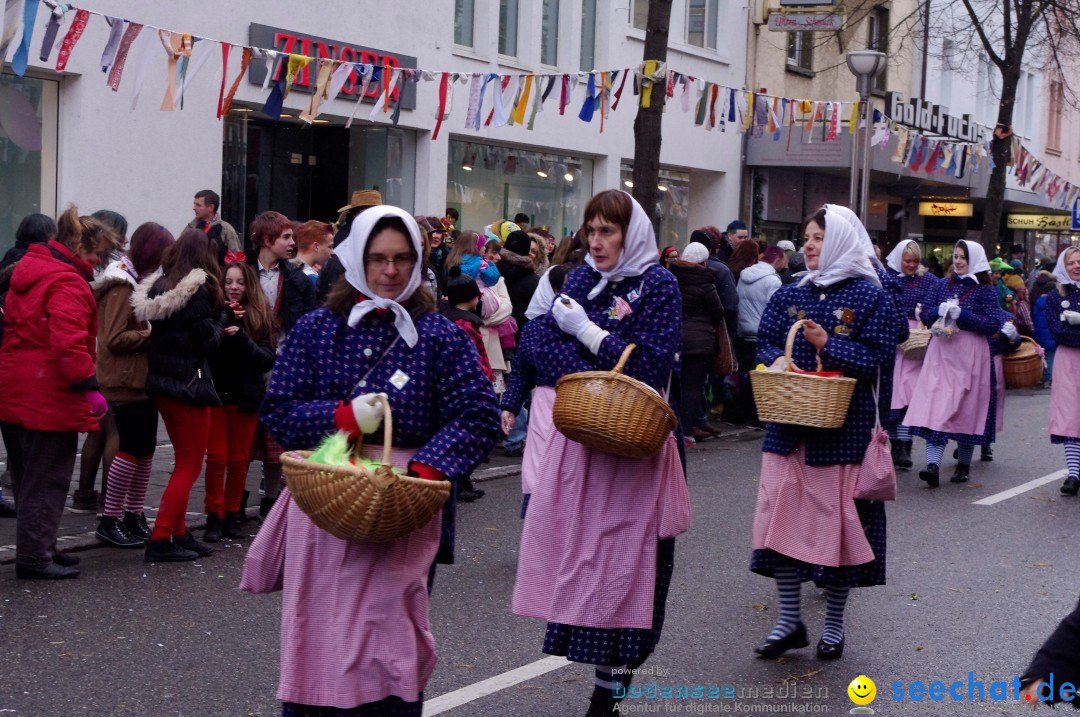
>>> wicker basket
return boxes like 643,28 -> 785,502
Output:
749,320 -> 858,429
553,344 -> 677,458
1003,336 -> 1044,389
898,328 -> 932,360
281,396 -> 451,543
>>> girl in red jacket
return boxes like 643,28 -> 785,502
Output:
0,206 -> 121,579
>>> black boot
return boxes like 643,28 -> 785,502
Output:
950,464 -> 970,483
895,441 -> 913,469
918,464 -> 940,488
221,511 -> 246,540
981,445 -> 994,462
585,690 -> 617,717
259,495 -> 277,519
122,511 -> 152,541
203,513 -> 222,543
95,515 -> 145,548
145,539 -> 198,563
1061,476 -> 1080,496
174,531 -> 213,557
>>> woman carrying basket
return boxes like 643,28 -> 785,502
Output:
1047,246 -> 1080,496
904,240 -> 1000,487
507,190 -> 692,716
241,205 -> 500,717
883,240 -> 939,469
751,206 -> 900,661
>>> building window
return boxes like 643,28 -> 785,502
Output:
580,0 -> 596,70
620,163 -> 691,246
1048,80 -> 1063,152
686,0 -> 718,50
455,0 -> 474,47
499,0 -> 519,57
786,32 -> 813,72
867,7 -> 888,91
0,73 -> 58,254
632,0 -> 648,30
541,0 -> 559,66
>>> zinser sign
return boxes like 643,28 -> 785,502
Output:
887,93 -> 984,143
247,24 -> 417,109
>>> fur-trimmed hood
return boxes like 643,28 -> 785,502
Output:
498,248 -> 536,277
131,268 -> 208,322
92,260 -> 138,301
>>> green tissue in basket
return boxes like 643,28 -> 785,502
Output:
305,432 -> 401,473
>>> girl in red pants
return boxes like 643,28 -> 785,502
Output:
203,258 -> 276,542
132,230 -> 224,563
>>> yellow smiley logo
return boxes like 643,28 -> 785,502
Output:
847,675 -> 877,706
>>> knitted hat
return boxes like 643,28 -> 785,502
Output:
504,230 -> 533,257
681,242 -> 710,265
445,266 -> 480,306
776,240 -> 796,252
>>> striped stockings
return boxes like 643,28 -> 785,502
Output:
102,453 -> 153,518
767,567 -> 803,641
822,586 -> 850,645
127,457 -> 153,513
892,425 -> 912,442
925,442 -> 946,467
1066,441 -> 1080,478
956,444 -> 975,466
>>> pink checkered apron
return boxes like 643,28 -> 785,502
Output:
904,330 -> 993,437
890,319 -> 924,411
1049,346 -> 1080,439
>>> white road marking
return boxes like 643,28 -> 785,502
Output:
422,656 -> 570,715
972,469 -> 1067,506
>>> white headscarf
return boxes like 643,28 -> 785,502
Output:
336,205 -> 424,347
1053,245 -> 1080,288
584,191 -> 659,299
886,239 -> 919,274
824,204 -> 882,268
955,240 -> 991,280
798,206 -> 881,289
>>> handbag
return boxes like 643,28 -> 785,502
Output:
712,320 -> 738,375
854,371 -> 896,501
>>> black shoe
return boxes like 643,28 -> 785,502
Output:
122,511 -> 152,541
203,513 -> 222,543
221,512 -> 247,540
895,441 -> 913,469
95,516 -> 146,548
144,539 -> 199,563
52,553 -> 81,567
503,444 -> 525,458
174,532 -> 213,557
585,690 -> 617,717
457,490 -> 480,503
0,501 -> 15,518
16,562 -> 80,579
950,464 -> 970,483
816,638 -> 845,660
1061,477 -> 1080,496
918,464 -> 940,488
754,623 -> 809,659
981,445 -> 994,462
259,495 -> 277,519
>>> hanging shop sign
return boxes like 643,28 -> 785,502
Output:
247,24 -> 418,108
1006,214 -> 1072,230
918,201 -> 973,217
768,13 -> 844,31
887,93 -> 984,143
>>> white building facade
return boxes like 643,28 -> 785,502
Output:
0,0 -> 748,251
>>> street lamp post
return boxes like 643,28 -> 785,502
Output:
845,51 -> 887,223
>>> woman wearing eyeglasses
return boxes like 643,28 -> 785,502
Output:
241,205 -> 500,717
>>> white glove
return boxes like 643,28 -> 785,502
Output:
351,392 -> 387,434
947,304 -> 962,319
938,302 -> 952,318
1000,322 -> 1018,340
1064,310 -> 1080,326
553,295 -> 609,354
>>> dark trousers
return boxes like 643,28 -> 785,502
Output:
112,399 -> 160,457
1,422 -> 78,566
731,337 -> 761,426
680,354 -> 713,432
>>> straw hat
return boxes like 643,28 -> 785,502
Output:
337,189 -> 383,214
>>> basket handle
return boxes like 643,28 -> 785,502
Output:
365,394 -> 393,467
613,344 -> 636,374
784,319 -> 824,373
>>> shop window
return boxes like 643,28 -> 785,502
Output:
620,163 -> 691,247
499,0 -> 519,57
0,73 -> 58,254
455,0 -> 475,47
686,0 -> 718,50
447,140 -> 593,239
541,0 -> 560,66
867,6 -> 888,92
631,0 -> 648,30
786,33 -> 813,72
580,0 -> 597,71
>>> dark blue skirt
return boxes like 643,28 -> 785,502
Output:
542,538 -> 676,667
282,696 -> 420,717
750,499 -> 886,588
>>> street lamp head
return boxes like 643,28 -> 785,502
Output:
846,50 -> 887,79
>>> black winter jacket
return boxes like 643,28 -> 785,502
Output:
669,261 -> 725,356
209,322 -> 276,413
1022,595 -> 1080,707
246,254 -> 316,335
132,269 -> 224,407
498,250 -> 540,333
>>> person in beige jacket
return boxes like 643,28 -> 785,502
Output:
92,223 -> 174,549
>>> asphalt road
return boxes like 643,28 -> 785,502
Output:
1,387 -> 1075,717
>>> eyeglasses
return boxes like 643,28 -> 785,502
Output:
365,253 -> 417,270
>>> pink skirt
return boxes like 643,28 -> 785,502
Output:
994,355 -> 1005,434
904,330 -> 993,437
890,319 -> 925,411
1049,346 -> 1080,439
751,446 -> 874,568
240,447 -> 440,709
520,386 -> 557,496
513,420 -> 691,630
